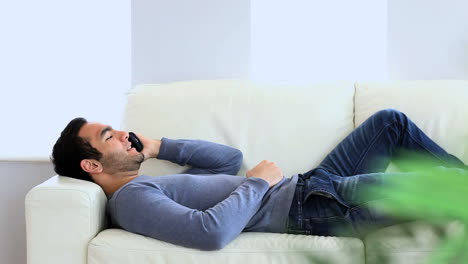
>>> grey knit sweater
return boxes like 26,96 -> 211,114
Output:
107,137 -> 298,250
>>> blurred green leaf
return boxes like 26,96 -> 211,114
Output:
361,159 -> 468,264
428,231 -> 467,264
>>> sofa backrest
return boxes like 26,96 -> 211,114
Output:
122,79 -> 355,178
355,80 -> 468,164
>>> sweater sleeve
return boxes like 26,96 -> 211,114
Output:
156,137 -> 243,175
112,177 -> 269,250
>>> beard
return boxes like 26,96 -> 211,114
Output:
99,150 -> 145,174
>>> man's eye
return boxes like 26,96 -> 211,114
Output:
106,136 -> 113,141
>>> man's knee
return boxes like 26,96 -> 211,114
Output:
372,108 -> 405,122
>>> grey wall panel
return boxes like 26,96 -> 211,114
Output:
0,161 -> 55,264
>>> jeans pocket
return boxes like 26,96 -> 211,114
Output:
303,192 -> 349,220
304,190 -> 351,210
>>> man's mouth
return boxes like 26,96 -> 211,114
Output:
127,144 -> 134,152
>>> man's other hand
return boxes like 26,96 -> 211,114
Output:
133,133 -> 162,161
246,160 -> 284,188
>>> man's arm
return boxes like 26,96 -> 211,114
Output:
140,136 -> 243,175
134,134 -> 284,186
111,177 -> 269,250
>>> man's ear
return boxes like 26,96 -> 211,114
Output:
80,159 -> 103,174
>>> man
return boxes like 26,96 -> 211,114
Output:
51,109 -> 467,250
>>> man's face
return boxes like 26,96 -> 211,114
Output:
78,122 -> 144,175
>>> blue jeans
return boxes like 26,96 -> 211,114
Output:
286,109 -> 467,237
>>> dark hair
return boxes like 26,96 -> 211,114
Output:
51,117 -> 102,182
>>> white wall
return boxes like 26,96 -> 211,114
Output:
388,0 -> 468,79
250,0 -> 388,83
0,0 -> 131,160
132,0 -> 250,85
0,1 -> 130,264
133,0 -> 468,84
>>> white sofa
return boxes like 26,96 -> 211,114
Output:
26,79 -> 468,264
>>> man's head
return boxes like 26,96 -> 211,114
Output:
51,117 -> 144,183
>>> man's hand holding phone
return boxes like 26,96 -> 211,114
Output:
131,132 -> 162,162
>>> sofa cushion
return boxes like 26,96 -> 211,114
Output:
88,229 -> 365,264
122,79 -> 355,178
364,221 -> 465,264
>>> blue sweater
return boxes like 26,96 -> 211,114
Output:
107,137 -> 298,250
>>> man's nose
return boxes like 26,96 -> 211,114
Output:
119,130 -> 129,141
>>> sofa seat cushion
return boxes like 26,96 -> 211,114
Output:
364,221 -> 465,264
88,229 -> 365,264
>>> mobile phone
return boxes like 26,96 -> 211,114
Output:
128,132 -> 144,152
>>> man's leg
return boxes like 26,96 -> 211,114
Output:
316,109 -> 466,232
292,109 -> 467,237
310,108 -> 466,177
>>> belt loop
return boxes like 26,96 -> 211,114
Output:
297,180 -> 304,229
297,174 -> 305,186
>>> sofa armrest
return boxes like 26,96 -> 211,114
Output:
25,175 -> 108,264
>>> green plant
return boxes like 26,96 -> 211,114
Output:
364,160 -> 468,264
